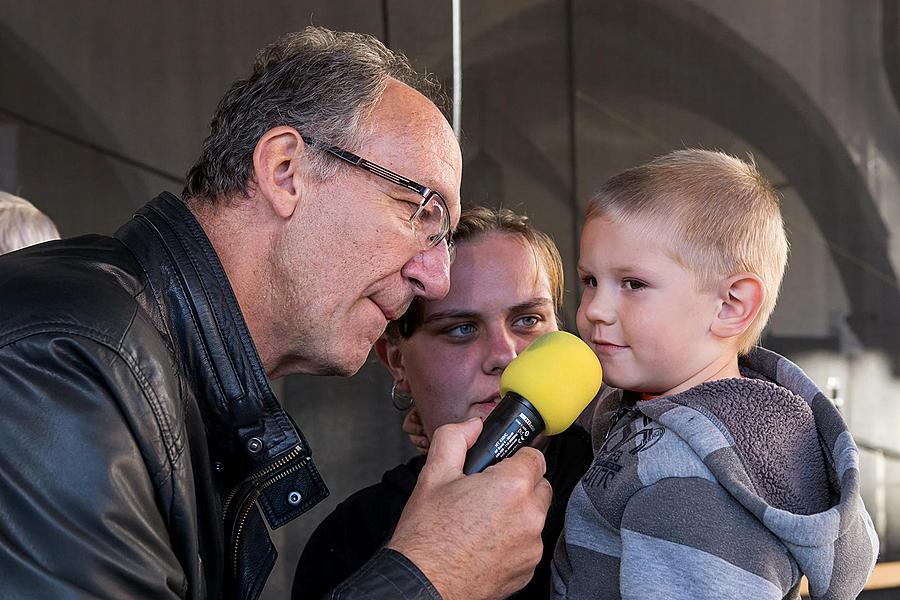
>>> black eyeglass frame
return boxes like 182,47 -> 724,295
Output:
302,136 -> 454,254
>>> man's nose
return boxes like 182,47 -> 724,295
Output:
401,242 -> 452,301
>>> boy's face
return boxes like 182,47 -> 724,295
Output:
576,216 -> 726,398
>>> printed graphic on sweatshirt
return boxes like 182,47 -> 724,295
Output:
583,415 -> 665,489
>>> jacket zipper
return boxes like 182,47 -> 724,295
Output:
224,444 -> 308,582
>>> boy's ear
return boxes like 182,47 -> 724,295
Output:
374,337 -> 411,394
711,273 -> 765,340
251,126 -> 308,219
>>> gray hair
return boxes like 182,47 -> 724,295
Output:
183,26 -> 447,203
0,192 -> 60,254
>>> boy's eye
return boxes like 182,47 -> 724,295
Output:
622,279 -> 646,290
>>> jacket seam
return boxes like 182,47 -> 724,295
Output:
0,323 -> 183,479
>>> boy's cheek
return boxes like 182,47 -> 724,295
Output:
575,310 -> 592,347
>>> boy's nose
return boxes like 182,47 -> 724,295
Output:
583,294 -> 616,325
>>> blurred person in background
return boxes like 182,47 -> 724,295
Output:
0,191 -> 59,254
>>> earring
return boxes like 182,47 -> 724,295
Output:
391,382 -> 414,411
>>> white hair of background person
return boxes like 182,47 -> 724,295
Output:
0,192 -> 60,255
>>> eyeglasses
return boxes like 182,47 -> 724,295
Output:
303,137 -> 455,263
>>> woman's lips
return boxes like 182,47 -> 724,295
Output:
471,396 -> 500,417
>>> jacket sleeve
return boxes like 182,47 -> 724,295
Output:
324,548 -> 442,600
619,477 -> 798,599
0,333 -> 186,599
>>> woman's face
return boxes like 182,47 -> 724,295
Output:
393,232 -> 558,438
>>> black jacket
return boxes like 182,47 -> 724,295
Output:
294,426 -> 594,600
0,192 -> 437,600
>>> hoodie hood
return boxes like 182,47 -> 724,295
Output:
627,347 -> 878,598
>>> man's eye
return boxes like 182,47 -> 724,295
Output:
623,279 -> 646,290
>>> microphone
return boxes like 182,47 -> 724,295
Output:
463,330 -> 602,475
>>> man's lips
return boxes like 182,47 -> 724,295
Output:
372,298 -> 409,322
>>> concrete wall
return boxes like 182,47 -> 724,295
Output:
1,1 -> 898,597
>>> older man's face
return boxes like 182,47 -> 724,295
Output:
272,80 -> 462,377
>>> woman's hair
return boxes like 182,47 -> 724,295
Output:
385,205 -> 564,340
0,192 -> 60,255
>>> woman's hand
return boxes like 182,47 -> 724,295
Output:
402,408 -> 430,454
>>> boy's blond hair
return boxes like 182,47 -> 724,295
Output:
585,149 -> 788,354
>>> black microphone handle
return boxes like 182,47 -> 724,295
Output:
463,392 -> 546,475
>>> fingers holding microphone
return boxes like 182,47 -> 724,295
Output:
388,419 -> 552,600
388,332 -> 600,599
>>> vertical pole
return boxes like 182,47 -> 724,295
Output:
452,0 -> 462,140
565,0 -> 579,323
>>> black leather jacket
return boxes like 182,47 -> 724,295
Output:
0,193 -> 439,600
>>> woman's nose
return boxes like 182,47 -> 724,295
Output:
483,327 -> 519,375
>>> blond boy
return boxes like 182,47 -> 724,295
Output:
552,150 -> 878,599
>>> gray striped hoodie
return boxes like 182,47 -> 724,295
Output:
552,347 -> 878,599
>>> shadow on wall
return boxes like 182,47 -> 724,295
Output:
0,22 -> 168,236
428,0 -> 900,373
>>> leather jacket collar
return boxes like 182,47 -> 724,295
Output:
115,192 -> 329,530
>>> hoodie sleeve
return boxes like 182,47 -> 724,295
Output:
618,477 -> 800,599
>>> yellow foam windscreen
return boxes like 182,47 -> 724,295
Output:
499,331 -> 602,435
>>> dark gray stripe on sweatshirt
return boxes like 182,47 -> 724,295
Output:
703,447 -> 771,520
564,483 -> 622,557
621,477 -> 797,593
554,541 -> 621,600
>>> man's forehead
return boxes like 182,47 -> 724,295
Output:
361,81 -> 462,205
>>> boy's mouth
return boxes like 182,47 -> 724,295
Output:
592,340 -> 629,353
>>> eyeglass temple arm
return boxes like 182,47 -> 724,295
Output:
301,136 -> 430,199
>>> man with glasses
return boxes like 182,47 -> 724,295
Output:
0,27 -> 550,600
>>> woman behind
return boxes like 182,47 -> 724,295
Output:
292,206 -> 593,600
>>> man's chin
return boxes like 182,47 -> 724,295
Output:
322,345 -> 375,377
281,346 -> 370,377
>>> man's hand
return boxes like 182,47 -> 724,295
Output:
387,418 -> 552,600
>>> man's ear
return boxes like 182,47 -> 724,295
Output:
711,273 -> 765,340
374,337 -> 410,393
252,126 -> 307,219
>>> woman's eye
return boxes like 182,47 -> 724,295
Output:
514,315 -> 541,328
446,323 -> 476,338
623,279 -> 646,290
